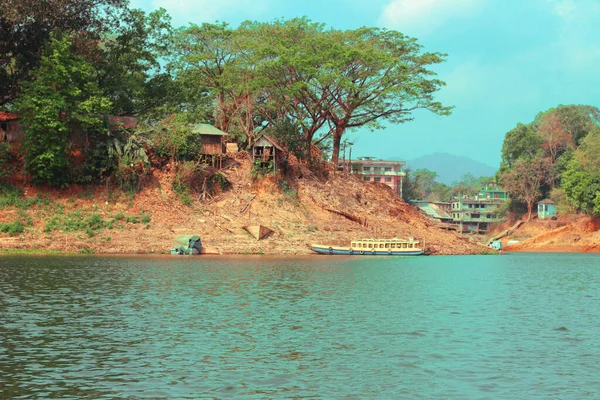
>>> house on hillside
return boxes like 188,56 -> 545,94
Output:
537,199 -> 557,219
191,124 -> 227,155
349,157 -> 406,197
450,186 -> 509,233
0,111 -> 24,142
250,134 -> 284,172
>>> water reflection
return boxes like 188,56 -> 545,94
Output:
1,254 -> 600,398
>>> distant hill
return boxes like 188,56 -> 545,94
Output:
405,153 -> 498,185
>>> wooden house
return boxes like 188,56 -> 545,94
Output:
0,111 -> 24,142
191,124 -> 227,155
250,134 -> 284,172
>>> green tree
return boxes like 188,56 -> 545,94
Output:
96,8 -> 173,116
412,168 -> 438,200
15,34 -> 111,186
500,123 -> 541,169
0,0 -> 127,105
501,156 -> 551,220
324,27 -> 451,165
561,158 -> 600,216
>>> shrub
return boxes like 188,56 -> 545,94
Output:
0,142 -> 15,180
0,220 -> 25,236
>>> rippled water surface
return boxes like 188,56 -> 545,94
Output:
1,253 -> 600,398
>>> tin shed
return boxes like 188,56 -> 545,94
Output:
537,199 -> 557,219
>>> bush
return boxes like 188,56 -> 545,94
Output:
278,178 -> 297,199
149,115 -> 204,162
0,220 -> 25,236
0,142 -> 15,180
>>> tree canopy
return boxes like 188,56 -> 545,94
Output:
499,104 -> 600,217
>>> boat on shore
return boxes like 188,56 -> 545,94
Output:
310,237 -> 427,256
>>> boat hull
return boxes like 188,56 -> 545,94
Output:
310,244 -> 424,256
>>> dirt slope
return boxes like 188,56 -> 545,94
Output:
0,157 -> 485,255
501,215 -> 600,253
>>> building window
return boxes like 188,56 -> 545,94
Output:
486,214 -> 492,219
385,177 -> 392,182
472,213 -> 481,219
364,176 -> 370,181
374,177 -> 381,182
384,167 -> 392,172
363,166 -> 371,171
374,167 -> 381,171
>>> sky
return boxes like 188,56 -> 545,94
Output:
130,0 -> 600,168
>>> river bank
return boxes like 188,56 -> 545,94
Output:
1,159 -> 489,255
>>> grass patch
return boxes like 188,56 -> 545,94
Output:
0,220 -> 25,236
44,210 -> 150,234
0,183 -> 51,210
0,249 -> 73,255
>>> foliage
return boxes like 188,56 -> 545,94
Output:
278,178 -> 297,200
171,161 -> 231,205
95,8 -> 172,116
501,156 -> 551,220
14,34 -> 111,187
0,0 -> 128,105
499,104 -> 600,218
168,18 -> 450,163
561,158 -> 600,216
44,210 -> 148,233
0,220 -> 25,235
0,142 -> 15,180
251,159 -> 274,178
0,183 -> 50,209
501,123 -> 541,169
107,130 -> 151,192
148,115 -> 204,162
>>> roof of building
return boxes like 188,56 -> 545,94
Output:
0,111 -> 20,121
414,202 -> 452,220
354,159 -> 405,165
191,124 -> 228,136
251,134 -> 284,151
538,199 -> 555,205
108,116 -> 137,130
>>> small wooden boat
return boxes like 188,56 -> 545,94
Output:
310,237 -> 425,256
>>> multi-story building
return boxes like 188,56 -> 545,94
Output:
450,186 -> 509,233
349,157 -> 406,197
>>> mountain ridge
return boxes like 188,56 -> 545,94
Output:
394,152 -> 498,185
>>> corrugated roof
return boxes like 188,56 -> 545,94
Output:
191,124 -> 228,136
251,134 -> 284,151
0,111 -> 20,121
538,199 -> 555,204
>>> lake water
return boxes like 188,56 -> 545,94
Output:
1,253 -> 599,399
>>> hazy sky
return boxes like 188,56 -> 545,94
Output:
131,0 -> 600,167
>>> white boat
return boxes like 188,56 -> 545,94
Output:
310,237 -> 426,256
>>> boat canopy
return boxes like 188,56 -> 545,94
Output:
174,235 -> 202,250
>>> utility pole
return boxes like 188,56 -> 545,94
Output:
348,142 -> 354,173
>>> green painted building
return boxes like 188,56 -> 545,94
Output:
450,187 -> 509,233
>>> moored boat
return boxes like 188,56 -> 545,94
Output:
310,237 -> 426,256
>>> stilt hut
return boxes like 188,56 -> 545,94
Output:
191,124 -> 228,168
250,134 -> 284,172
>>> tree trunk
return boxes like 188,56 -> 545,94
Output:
330,124 -> 345,166
331,132 -> 342,167
527,201 -> 532,221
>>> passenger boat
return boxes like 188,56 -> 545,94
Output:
310,237 -> 426,256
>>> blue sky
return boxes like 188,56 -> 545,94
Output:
131,0 -> 600,168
